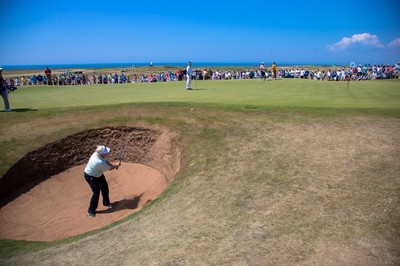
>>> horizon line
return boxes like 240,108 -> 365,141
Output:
2,61 -> 378,70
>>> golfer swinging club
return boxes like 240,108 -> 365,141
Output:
186,61 -> 192,90
84,145 -> 121,218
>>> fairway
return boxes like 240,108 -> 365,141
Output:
9,79 -> 400,111
0,78 -> 399,265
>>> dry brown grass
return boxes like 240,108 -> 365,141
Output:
1,107 -> 399,265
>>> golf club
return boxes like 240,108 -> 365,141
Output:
119,134 -> 131,165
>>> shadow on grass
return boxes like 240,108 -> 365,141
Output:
2,108 -> 38,113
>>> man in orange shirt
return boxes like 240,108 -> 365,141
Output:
272,62 -> 277,80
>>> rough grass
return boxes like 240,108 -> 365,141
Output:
0,78 -> 399,265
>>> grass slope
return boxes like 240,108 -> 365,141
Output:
0,79 -> 399,265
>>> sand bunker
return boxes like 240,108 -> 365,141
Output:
0,163 -> 166,241
0,126 -> 180,242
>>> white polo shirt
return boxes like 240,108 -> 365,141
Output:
84,152 -> 111,177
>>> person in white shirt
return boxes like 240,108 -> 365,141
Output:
186,61 -> 192,90
259,62 -> 267,81
300,69 -> 305,79
341,69 -> 346,81
316,69 -> 321,80
84,145 -> 121,217
357,65 -> 362,78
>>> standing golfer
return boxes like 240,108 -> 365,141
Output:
84,145 -> 121,218
186,61 -> 192,90
259,62 -> 267,81
0,67 -> 11,112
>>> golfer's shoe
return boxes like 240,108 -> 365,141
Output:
186,88 -> 192,90
87,211 -> 96,218
107,204 -> 113,209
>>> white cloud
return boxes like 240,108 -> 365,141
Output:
327,33 -> 385,51
388,38 -> 400,47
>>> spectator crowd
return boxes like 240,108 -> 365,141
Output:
4,62 -> 400,88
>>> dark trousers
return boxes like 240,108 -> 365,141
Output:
1,89 -> 10,110
84,173 -> 110,214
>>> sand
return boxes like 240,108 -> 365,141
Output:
0,162 -> 166,242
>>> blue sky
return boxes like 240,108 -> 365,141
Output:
1,0 -> 399,66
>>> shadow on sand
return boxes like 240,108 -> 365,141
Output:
97,193 -> 144,214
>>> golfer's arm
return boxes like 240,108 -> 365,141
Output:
106,161 -> 120,170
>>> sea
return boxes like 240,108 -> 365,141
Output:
2,62 -> 342,71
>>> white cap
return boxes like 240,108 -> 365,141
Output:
96,145 -> 110,155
